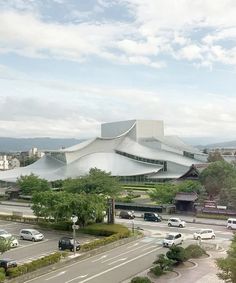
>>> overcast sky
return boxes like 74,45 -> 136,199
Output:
0,0 -> 236,144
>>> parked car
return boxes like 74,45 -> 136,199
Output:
163,233 -> 183,247
119,210 -> 135,219
144,212 -> 162,222
0,259 -> 17,271
168,218 -> 186,228
193,229 -> 215,240
58,237 -> 80,251
227,218 -> 236,230
19,229 -> 44,242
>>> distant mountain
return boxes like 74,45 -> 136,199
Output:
0,137 -> 84,152
204,140 -> 236,149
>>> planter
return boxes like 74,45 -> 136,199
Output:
175,260 -> 197,270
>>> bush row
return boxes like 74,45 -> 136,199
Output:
80,223 -> 131,252
196,213 -> 229,220
38,220 -> 72,231
0,268 -> 5,283
6,252 -> 66,278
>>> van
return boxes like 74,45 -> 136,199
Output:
144,212 -> 162,222
227,218 -> 236,229
119,211 -> 135,219
58,237 -> 80,251
19,229 -> 44,242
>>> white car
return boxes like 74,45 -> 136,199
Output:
193,229 -> 215,240
163,233 -> 183,247
168,218 -> 186,228
0,229 -> 19,248
19,229 -> 44,242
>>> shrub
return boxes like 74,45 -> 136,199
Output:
131,276 -> 153,283
38,221 -> 72,231
185,244 -> 207,259
166,246 -> 188,264
0,272 -> 5,283
150,265 -> 164,277
153,254 -> 175,271
7,252 -> 63,278
80,223 -> 130,237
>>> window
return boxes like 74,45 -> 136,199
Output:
183,151 -> 194,159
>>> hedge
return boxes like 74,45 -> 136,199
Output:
131,276 -> 153,283
196,213 -> 229,220
38,221 -> 72,231
185,244 -> 207,259
6,252 -> 66,278
80,223 -> 130,252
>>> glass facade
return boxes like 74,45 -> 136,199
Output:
47,152 -> 66,163
183,151 -> 194,159
115,150 -> 167,171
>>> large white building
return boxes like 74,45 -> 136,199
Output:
0,120 -> 208,182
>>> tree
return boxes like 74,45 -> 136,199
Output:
175,180 -> 203,194
63,168 -> 122,197
17,173 -> 50,195
207,150 -> 224,162
199,161 -> 236,197
148,183 -> 177,204
32,191 -> 106,226
217,234 -> 236,282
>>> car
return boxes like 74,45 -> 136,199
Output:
19,229 -> 44,242
227,218 -> 236,230
58,237 -> 81,251
168,218 -> 186,228
144,212 -> 162,222
0,259 -> 17,271
163,233 -> 183,247
193,229 -> 215,240
0,229 -> 19,248
119,210 -> 135,219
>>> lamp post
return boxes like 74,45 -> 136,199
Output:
71,215 -> 78,256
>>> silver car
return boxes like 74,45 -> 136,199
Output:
19,229 -> 44,242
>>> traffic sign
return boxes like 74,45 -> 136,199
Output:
72,224 -> 80,230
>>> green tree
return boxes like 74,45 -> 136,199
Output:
63,168 -> 122,197
32,191 -> 105,226
17,173 -> 50,195
217,234 -> 236,282
148,183 -> 177,204
175,180 -> 203,194
199,161 -> 236,197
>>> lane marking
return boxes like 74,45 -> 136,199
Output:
45,271 -> 66,281
101,242 -> 151,263
108,258 -> 127,266
76,247 -> 162,283
141,245 -> 157,252
66,274 -> 88,283
91,255 -> 107,263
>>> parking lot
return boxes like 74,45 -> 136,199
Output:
0,220 -> 99,264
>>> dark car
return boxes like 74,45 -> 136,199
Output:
58,237 -> 80,252
144,212 -> 162,222
119,210 -> 135,219
0,259 -> 17,271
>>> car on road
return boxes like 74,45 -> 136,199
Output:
193,229 -> 215,240
163,233 -> 183,247
227,218 -> 236,230
19,229 -> 44,242
168,218 -> 186,228
0,229 -> 19,248
58,237 -> 80,251
0,259 -> 17,271
144,212 -> 162,222
119,210 -> 135,219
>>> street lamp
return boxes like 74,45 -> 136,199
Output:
71,215 -> 78,256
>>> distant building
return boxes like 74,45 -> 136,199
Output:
8,157 -> 20,169
0,120 -> 208,182
0,155 -> 9,170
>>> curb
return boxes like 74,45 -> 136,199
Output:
7,234 -> 143,283
0,202 -> 31,208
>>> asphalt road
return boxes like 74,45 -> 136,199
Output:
20,219 -> 233,283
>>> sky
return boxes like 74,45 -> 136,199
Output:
0,0 -> 236,145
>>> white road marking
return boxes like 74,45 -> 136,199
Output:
127,243 -> 139,249
101,242 -> 151,263
91,255 -> 107,262
45,271 -> 66,281
108,258 -> 127,265
141,245 -> 157,251
77,247 -> 162,283
66,274 -> 88,283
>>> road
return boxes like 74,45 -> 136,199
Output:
22,218 -> 233,283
